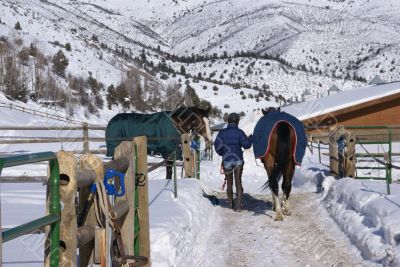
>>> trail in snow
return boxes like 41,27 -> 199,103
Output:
204,192 -> 379,267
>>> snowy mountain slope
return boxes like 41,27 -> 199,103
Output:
1,0 -> 400,117
158,0 -> 400,81
170,57 -> 365,99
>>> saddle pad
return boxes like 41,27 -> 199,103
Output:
253,111 -> 307,165
106,112 -> 182,159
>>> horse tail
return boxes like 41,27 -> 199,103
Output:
263,122 -> 291,190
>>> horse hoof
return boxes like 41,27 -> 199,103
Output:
283,210 -> 291,216
275,214 -> 283,221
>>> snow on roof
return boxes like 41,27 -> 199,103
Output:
283,81 -> 400,121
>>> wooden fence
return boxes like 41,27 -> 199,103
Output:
0,138 -> 151,266
0,102 -> 85,125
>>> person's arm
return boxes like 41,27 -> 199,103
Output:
214,132 -> 225,156
240,130 -> 252,149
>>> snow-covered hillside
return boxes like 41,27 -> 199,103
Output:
2,0 -> 399,118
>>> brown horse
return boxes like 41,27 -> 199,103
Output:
260,108 -> 297,221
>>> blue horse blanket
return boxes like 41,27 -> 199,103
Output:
253,111 -> 307,165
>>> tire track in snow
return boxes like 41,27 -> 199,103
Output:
204,192 -> 378,267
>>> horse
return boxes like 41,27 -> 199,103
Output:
106,106 -> 212,179
253,107 -> 306,221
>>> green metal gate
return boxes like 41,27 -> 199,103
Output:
346,126 -> 393,194
0,152 -> 61,267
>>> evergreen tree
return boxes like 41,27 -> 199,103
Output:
184,85 -> 200,106
180,65 -> 186,75
65,43 -> 71,52
14,21 -> 21,30
115,83 -> 130,108
106,84 -> 117,109
52,50 -> 69,77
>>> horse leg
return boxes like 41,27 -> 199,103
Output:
166,160 -> 173,179
263,155 -> 276,211
281,161 -> 295,215
270,176 -> 283,221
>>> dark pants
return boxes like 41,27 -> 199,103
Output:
223,163 -> 243,210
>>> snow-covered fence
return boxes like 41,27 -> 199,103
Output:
0,124 -> 107,155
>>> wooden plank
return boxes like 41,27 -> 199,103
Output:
79,154 -> 104,267
94,228 -> 106,265
113,141 -> 136,257
0,176 -> 47,183
57,151 -> 78,266
82,123 -> 89,154
181,134 -> 194,178
134,136 -> 151,267
0,125 -> 106,130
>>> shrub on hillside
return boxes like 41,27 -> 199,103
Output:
65,43 -> 71,51
52,50 -> 69,77
17,47 -> 30,65
14,21 -> 21,30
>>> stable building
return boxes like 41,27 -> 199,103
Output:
283,81 -> 400,139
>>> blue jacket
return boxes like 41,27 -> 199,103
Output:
214,124 -> 253,162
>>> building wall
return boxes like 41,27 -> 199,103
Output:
306,96 -> 400,140
336,98 -> 400,126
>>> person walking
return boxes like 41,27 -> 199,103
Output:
214,113 -> 252,210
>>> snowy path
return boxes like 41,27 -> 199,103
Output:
204,192 -> 378,267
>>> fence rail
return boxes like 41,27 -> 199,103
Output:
0,102 -> 84,125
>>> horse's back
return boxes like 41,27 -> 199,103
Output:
106,112 -> 181,157
253,111 -> 307,165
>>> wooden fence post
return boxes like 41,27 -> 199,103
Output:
57,151 -> 78,266
113,141 -> 136,257
181,134 -> 194,178
83,122 -> 89,154
134,136 -> 150,266
329,128 -> 339,177
44,152 -> 77,267
79,154 -> 104,267
345,132 -> 356,178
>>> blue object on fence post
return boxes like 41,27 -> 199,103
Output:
190,139 -> 200,151
103,169 -> 126,197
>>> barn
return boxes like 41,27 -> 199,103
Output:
283,81 -> 400,139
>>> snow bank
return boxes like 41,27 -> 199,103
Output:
1,179 -> 215,266
143,178 -> 215,267
299,164 -> 400,266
